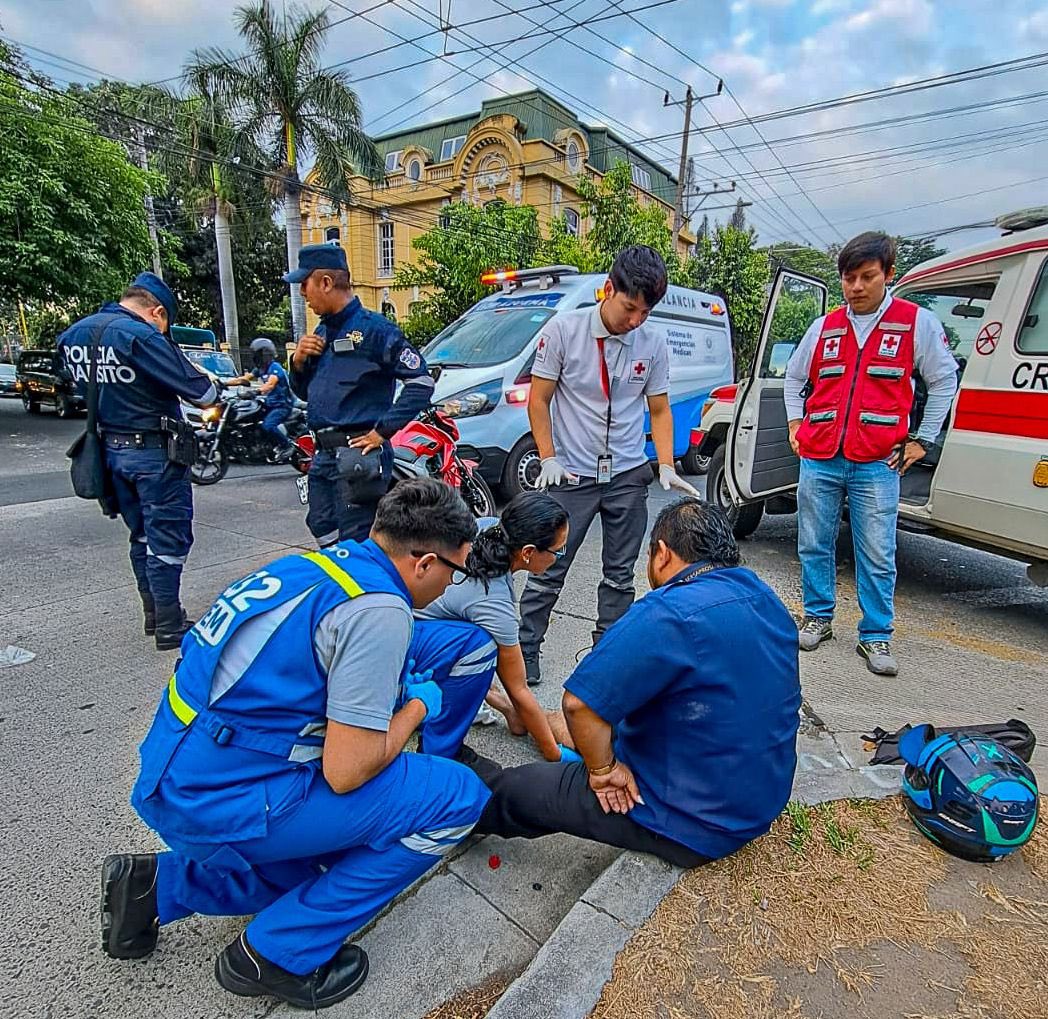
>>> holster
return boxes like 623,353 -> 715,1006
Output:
161,416 -> 199,467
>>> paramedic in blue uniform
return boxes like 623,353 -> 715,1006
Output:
228,337 -> 297,462
57,272 -> 218,651
287,244 -> 435,546
99,479 -> 489,1010
470,499 -> 801,868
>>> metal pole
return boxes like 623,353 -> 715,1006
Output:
134,124 -> 163,278
672,87 -> 693,236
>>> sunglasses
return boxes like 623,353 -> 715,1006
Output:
412,549 -> 476,584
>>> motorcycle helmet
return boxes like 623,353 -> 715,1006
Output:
250,337 -> 278,370
900,724 -> 1039,863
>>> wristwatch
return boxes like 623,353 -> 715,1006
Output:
906,433 -> 926,446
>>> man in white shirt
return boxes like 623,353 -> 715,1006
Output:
783,231 -> 959,677
518,245 -> 699,684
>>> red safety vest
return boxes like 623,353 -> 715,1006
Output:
795,298 -> 918,462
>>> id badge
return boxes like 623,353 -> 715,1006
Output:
596,454 -> 613,485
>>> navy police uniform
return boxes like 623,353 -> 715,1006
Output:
130,539 -> 489,976
57,273 -> 216,644
286,245 -> 434,545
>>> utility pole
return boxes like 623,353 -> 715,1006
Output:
666,80 -> 723,236
133,124 -> 163,278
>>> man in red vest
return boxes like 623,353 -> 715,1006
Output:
784,232 -> 958,676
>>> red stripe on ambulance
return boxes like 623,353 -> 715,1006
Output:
952,388 -> 1048,440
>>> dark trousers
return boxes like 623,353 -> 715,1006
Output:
518,464 -> 650,653
261,406 -> 294,450
468,757 -> 710,869
305,448 -> 391,547
106,446 -> 193,606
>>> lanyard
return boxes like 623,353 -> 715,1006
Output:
596,336 -> 613,454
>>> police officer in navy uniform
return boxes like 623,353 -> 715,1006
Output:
228,337 -> 297,462
286,244 -> 435,546
57,273 -> 218,650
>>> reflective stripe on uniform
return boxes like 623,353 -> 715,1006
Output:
301,551 -> 365,597
167,675 -> 198,725
400,823 -> 477,855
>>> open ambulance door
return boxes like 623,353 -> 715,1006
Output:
727,268 -> 827,502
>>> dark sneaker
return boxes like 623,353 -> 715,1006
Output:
856,640 -> 898,677
100,853 -> 159,960
798,616 -> 833,651
273,446 -> 296,464
523,652 -> 541,687
215,932 -> 368,1010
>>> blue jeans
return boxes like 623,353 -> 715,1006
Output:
106,446 -> 193,605
797,454 -> 900,642
261,406 -> 294,449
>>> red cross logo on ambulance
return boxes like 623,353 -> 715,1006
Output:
879,333 -> 902,358
628,358 -> 651,384
822,335 -> 840,360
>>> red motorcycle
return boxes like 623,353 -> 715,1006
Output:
292,407 -> 496,517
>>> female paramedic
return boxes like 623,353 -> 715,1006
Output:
405,491 -> 581,763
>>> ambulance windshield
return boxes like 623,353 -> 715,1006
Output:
424,308 -> 556,368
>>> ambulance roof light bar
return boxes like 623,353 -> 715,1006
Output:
480,265 -> 579,293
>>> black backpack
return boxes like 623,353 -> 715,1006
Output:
863,719 -> 1036,766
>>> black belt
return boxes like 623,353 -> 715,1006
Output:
104,430 -> 167,450
315,426 -> 376,451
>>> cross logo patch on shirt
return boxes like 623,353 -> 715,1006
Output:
878,333 -> 902,358
628,358 -> 651,384
535,335 -> 548,363
822,335 -> 841,360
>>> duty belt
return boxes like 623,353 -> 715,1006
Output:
103,430 -> 166,450
314,426 -> 379,451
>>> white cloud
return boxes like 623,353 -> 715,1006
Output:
1018,9 -> 1048,42
733,29 -> 756,49
810,0 -> 851,14
844,0 -> 933,36
731,1 -> 748,14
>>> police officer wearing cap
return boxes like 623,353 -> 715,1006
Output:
287,244 -> 435,546
57,273 -> 219,650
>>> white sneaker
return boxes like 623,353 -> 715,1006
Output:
472,704 -> 500,726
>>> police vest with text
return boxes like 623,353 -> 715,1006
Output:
796,299 -> 918,462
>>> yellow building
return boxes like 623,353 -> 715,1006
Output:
303,89 -> 693,319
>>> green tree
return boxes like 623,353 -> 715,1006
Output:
893,236 -> 946,279
0,65 -> 151,336
195,0 -> 382,336
682,225 -> 770,376
393,201 -> 542,345
764,241 -> 842,308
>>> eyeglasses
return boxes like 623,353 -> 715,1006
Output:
545,546 -> 567,559
412,549 -> 475,584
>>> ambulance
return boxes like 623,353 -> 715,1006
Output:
720,209 -> 1048,585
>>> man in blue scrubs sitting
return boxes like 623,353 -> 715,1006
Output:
471,498 -> 801,867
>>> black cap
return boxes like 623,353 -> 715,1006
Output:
283,243 -> 349,283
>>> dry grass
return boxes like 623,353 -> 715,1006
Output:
590,796 -> 1048,1019
423,973 -> 515,1019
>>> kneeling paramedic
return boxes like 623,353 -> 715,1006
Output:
228,337 -> 297,462
100,479 -> 489,1010
287,244 -> 434,546
57,272 -> 218,650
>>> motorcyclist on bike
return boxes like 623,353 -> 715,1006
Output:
229,338 -> 297,464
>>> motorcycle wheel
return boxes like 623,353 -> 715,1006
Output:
291,447 -> 311,475
460,470 -> 496,518
191,445 -> 229,486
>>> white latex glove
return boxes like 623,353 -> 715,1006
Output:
658,464 -> 702,498
536,456 -> 577,490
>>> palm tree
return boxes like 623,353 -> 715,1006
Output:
191,0 -> 382,336
148,74 -> 270,362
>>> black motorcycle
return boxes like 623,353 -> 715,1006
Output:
189,388 -> 310,485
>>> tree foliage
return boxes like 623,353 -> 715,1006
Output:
0,64 -> 152,331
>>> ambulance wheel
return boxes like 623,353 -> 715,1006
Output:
681,444 -> 712,476
708,445 -> 764,539
502,435 -> 542,498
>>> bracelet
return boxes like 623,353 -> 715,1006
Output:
588,758 -> 617,776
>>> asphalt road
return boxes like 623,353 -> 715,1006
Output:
2,403 -> 1046,1018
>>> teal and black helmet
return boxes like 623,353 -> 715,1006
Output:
900,725 -> 1039,863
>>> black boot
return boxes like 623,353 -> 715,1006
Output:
139,592 -> 156,636
215,932 -> 369,1009
522,650 -> 541,686
100,853 -> 159,959
154,602 -> 193,652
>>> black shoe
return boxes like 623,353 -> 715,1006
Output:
140,592 -> 156,636
273,446 -> 295,464
154,602 -> 194,652
523,652 -> 541,686
215,933 -> 369,1010
100,853 -> 159,960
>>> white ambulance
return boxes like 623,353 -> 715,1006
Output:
719,209 -> 1048,585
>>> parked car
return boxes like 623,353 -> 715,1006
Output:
0,362 -> 17,397
180,346 -> 240,383
423,265 -> 735,497
15,349 -> 84,417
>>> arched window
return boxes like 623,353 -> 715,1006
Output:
406,158 -> 422,182
563,208 -> 580,237
566,137 -> 582,173
325,226 -> 341,242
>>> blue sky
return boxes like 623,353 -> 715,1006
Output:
5,0 -> 1048,250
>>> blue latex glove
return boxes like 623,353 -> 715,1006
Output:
403,662 -> 441,719
558,744 -> 583,764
